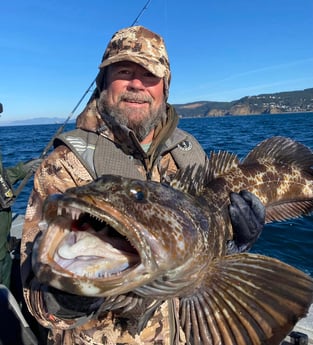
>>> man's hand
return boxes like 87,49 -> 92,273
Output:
227,190 -> 265,254
43,286 -> 104,320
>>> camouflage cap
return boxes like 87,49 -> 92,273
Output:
97,26 -> 171,98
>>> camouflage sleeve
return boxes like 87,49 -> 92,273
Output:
43,300 -> 186,345
21,145 -> 94,329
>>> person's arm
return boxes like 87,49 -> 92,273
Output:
21,145 -> 98,329
6,159 -> 42,185
5,162 -> 28,185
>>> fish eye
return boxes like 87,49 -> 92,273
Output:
129,183 -> 146,202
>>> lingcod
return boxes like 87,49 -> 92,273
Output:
32,136 -> 313,345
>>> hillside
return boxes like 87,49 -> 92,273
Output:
174,88 -> 313,117
1,88 -> 312,126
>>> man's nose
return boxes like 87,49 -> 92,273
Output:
127,74 -> 145,90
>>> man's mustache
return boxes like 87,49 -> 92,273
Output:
119,92 -> 152,104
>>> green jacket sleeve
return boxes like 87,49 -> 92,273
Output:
5,162 -> 27,185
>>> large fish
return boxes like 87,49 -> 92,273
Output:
32,136 -> 313,345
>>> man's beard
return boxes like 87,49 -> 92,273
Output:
97,90 -> 166,142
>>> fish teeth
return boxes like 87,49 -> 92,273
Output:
56,206 -> 82,220
68,207 -> 81,220
96,271 -> 121,278
38,220 -> 48,232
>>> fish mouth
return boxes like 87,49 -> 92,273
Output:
33,194 -> 155,296
53,212 -> 139,277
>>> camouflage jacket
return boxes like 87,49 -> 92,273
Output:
21,102 -> 206,344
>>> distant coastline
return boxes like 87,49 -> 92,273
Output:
174,88 -> 313,118
1,87 -> 312,126
177,111 -> 313,120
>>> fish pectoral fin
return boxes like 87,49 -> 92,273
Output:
137,299 -> 164,333
99,294 -> 164,335
179,253 -> 313,345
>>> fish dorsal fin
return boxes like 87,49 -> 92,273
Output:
242,136 -> 313,170
265,200 -> 313,223
171,152 -> 239,196
179,253 -> 313,345
207,150 -> 240,181
170,163 -> 207,196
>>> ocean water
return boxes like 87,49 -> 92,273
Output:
0,112 -> 312,276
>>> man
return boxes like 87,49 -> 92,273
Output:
0,103 -> 41,345
0,103 -> 41,288
21,26 -> 265,344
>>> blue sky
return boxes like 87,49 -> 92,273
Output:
0,0 -> 312,121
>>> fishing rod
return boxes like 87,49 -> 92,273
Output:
131,0 -> 152,26
14,0 -> 153,199
13,79 -> 96,198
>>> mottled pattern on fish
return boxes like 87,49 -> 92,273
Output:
33,137 -> 313,345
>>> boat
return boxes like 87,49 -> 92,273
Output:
10,214 -> 313,344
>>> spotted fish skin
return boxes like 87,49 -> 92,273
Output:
33,136 -> 313,345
